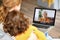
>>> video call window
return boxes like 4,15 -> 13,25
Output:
34,8 -> 56,26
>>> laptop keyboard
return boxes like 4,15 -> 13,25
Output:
32,24 -> 50,29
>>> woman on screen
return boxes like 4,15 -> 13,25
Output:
39,11 -> 51,23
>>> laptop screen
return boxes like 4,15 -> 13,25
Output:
33,8 -> 56,26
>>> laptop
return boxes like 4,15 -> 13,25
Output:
32,8 -> 56,29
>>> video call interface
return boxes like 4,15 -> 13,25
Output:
34,8 -> 56,26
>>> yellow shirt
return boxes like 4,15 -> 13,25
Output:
15,25 -> 46,40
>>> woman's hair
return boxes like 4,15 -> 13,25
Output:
3,0 -> 22,8
0,0 -> 22,23
3,10 -> 29,36
0,6 -> 8,23
0,0 -> 2,6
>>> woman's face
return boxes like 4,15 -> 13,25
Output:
43,11 -> 47,18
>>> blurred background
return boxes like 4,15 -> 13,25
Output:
0,0 -> 60,38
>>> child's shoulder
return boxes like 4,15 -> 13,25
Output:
29,25 -> 41,32
29,25 -> 37,30
29,25 -> 47,40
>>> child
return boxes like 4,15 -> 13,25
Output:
3,10 -> 47,40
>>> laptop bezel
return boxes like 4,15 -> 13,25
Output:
33,7 -> 56,26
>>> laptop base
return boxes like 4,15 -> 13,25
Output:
32,23 -> 50,29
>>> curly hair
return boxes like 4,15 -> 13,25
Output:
0,6 -> 8,23
3,10 -> 29,36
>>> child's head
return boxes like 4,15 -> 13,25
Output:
3,10 -> 29,36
